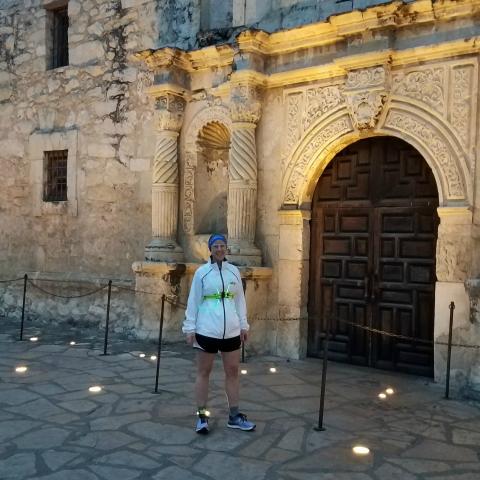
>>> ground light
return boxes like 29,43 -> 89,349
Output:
378,392 -> 387,399
352,446 -> 370,455
241,369 -> 247,374
29,336 -> 39,342
269,367 -> 277,373
386,388 -> 394,395
15,366 -> 28,373
69,341 -> 76,346
139,353 -> 145,358
150,355 -> 157,361
88,386 -> 102,393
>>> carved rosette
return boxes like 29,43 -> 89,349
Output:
343,66 -> 389,130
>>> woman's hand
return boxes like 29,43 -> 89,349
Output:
186,333 -> 195,345
240,329 -> 248,343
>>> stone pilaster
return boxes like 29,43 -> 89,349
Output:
227,84 -> 262,266
145,92 -> 185,262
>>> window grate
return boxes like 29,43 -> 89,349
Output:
44,150 -> 68,202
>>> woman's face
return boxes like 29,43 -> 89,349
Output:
210,239 -> 227,262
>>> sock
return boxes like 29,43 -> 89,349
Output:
229,406 -> 240,419
197,407 -> 207,421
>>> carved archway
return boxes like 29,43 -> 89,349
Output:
181,105 -> 232,234
283,100 -> 471,209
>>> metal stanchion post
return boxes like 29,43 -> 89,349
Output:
19,274 -> 28,341
241,341 -> 245,363
445,301 -> 455,399
102,280 -> 112,356
315,312 -> 331,431
153,294 -> 165,394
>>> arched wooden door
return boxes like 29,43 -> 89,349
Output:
308,138 -> 439,376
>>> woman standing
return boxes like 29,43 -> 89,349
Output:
183,233 -> 256,434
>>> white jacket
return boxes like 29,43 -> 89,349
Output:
182,260 -> 249,339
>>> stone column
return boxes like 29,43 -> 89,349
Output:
227,84 -> 262,266
145,92 -> 185,262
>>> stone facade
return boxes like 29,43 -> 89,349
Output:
1,0 -> 480,396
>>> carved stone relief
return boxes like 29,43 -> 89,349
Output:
451,65 -> 474,162
230,85 -> 262,124
283,92 -> 303,172
154,93 -> 185,132
303,86 -> 343,131
182,105 -> 231,234
284,115 -> 353,204
392,68 -> 445,114
384,110 -> 464,199
343,66 -> 389,130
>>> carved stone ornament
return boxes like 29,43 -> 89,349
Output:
230,84 -> 262,124
154,93 -> 186,132
343,66 -> 389,130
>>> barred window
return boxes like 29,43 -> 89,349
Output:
44,150 -> 68,202
46,3 -> 69,70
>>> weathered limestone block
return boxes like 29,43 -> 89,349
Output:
70,41 -> 105,65
436,208 -> 472,282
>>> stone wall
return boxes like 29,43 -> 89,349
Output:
0,0 -> 163,278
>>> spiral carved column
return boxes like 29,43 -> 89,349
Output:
145,93 -> 185,262
227,85 -> 263,266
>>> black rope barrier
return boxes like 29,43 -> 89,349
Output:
27,280 -> 109,299
0,277 -> 24,284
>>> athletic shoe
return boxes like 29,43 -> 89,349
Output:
227,413 -> 256,431
195,417 -> 209,434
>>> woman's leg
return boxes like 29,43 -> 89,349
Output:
221,349 -> 240,409
195,350 -> 215,407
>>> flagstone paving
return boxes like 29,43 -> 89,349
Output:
0,317 -> 479,479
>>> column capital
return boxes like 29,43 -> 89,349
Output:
154,92 -> 186,132
230,84 -> 262,124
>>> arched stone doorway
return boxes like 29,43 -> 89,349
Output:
308,137 -> 439,376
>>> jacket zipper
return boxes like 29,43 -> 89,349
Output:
219,266 -> 226,339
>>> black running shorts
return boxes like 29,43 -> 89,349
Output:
194,333 -> 241,354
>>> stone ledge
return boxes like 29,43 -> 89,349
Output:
132,261 -> 273,279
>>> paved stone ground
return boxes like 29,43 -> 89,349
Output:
1,317 -> 480,480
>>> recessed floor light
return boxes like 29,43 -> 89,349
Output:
69,341 -> 76,346
29,337 -> 38,342
378,393 -> 387,399
269,367 -> 277,373
352,445 -> 370,455
88,385 -> 102,393
386,388 -> 394,395
241,369 -> 247,374
150,355 -> 157,361
139,353 -> 145,358
15,366 -> 28,373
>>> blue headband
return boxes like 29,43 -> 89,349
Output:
208,234 -> 227,250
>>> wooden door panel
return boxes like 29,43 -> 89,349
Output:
373,207 -> 437,375
309,137 -> 438,376
308,206 -> 372,365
